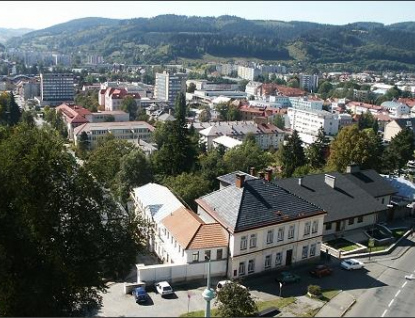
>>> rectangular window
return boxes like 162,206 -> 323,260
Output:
239,262 -> 246,276
348,217 -> 355,225
278,228 -> 284,241
357,216 -> 363,223
248,259 -> 255,274
266,230 -> 274,244
205,250 -> 211,261
310,244 -> 316,257
240,236 -> 247,250
192,252 -> 199,262
288,225 -> 295,239
174,240 -> 177,248
326,222 -> 332,230
265,255 -> 271,269
304,222 -> 311,236
312,221 -> 318,234
275,252 -> 282,266
178,245 -> 181,252
302,246 -> 309,259
182,249 -> 184,257
250,234 -> 257,248
217,249 -> 223,260
381,198 -> 385,204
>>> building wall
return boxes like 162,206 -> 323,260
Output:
40,73 -> 74,105
384,121 -> 402,142
287,108 -> 339,137
323,213 -> 376,236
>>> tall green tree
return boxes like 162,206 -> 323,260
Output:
272,114 -> 285,130
306,127 -> 330,169
277,130 -> 306,177
215,281 -> 257,318
327,124 -> 382,172
358,110 -> 379,133
121,96 -> 138,120
0,92 -> 21,126
114,149 -> 153,204
0,124 -> 139,316
382,127 -> 415,173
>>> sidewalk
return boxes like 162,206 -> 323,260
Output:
314,291 -> 355,317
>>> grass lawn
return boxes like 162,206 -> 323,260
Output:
179,297 -> 296,317
325,238 -> 359,251
392,229 -> 407,238
369,245 -> 389,252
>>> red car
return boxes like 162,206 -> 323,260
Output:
309,264 -> 333,278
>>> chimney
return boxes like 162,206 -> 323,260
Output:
265,168 -> 272,182
259,171 -> 265,179
346,164 -> 360,174
324,174 -> 336,188
298,177 -> 303,186
235,173 -> 245,188
249,166 -> 256,176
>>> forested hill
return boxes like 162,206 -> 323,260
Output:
0,27 -> 33,45
5,15 -> 415,71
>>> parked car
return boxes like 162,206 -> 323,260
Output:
155,281 -> 174,296
132,286 -> 148,304
275,271 -> 301,284
341,258 -> 364,270
310,264 -> 333,278
216,280 -> 246,293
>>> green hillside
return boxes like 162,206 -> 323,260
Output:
5,15 -> 415,71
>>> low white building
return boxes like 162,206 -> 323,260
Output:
212,135 -> 243,150
289,96 -> 323,111
245,81 -> 263,97
381,101 -> 410,118
73,121 -> 155,149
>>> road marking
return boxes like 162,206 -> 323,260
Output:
381,309 -> 388,317
388,299 -> 394,307
395,290 -> 401,297
402,281 -> 407,288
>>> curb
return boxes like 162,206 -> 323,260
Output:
340,297 -> 356,317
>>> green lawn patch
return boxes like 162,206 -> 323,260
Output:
392,229 -> 406,238
369,245 -> 389,252
180,297 -> 296,317
325,238 -> 359,251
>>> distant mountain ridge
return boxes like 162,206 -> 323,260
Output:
0,27 -> 33,45
5,15 -> 415,71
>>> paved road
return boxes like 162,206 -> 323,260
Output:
345,244 -> 415,317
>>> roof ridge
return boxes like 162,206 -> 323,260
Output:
186,223 -> 203,250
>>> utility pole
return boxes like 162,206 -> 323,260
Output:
202,256 -> 215,317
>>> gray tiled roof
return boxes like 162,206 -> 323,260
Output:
197,179 -> 324,233
274,172 -> 387,223
343,169 -> 398,198
393,118 -> 415,130
217,171 -> 258,187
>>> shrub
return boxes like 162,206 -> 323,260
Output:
308,285 -> 322,296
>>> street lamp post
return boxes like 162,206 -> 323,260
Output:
202,257 -> 215,318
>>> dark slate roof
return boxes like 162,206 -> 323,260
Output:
343,169 -> 398,198
196,179 -> 324,233
217,171 -> 258,187
274,172 -> 387,223
393,118 -> 415,130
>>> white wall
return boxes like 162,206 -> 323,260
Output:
323,214 -> 376,236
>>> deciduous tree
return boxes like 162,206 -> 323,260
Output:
215,281 -> 257,318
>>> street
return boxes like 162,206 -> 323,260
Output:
345,243 -> 415,317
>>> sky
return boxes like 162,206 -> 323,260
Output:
1,1 -> 415,30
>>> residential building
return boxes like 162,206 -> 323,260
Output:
85,110 -> 129,123
40,72 -> 74,106
237,66 -> 260,81
381,101 -> 410,118
212,135 -> 243,150
299,74 -> 319,92
56,103 -> 91,140
195,172 -> 326,278
383,118 -> 415,142
346,101 -> 385,116
101,87 -> 141,112
289,96 -> 323,111
245,81 -> 263,97
198,121 -> 285,150
73,121 -> 155,149
274,167 -> 395,237
286,107 -> 339,144
154,71 -> 187,107
338,113 -> 354,129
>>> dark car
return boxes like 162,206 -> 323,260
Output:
309,264 -> 333,278
275,271 -> 301,284
133,286 -> 148,304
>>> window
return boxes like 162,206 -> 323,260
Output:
217,249 -> 223,260
266,230 -> 274,244
302,246 -> 309,259
250,234 -> 257,248
167,231 -> 169,239
240,236 -> 247,250
357,216 -> 363,223
312,221 -> 318,234
310,244 -> 316,257
265,255 -> 271,269
326,222 -> 332,230
204,250 -> 211,261
348,217 -> 355,225
275,252 -> 282,266
239,262 -> 246,276
304,222 -> 311,236
248,259 -> 255,274
178,246 -> 181,252
182,250 -> 185,257
278,228 -> 284,241
288,225 -> 295,239
192,252 -> 199,262
381,198 -> 385,204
